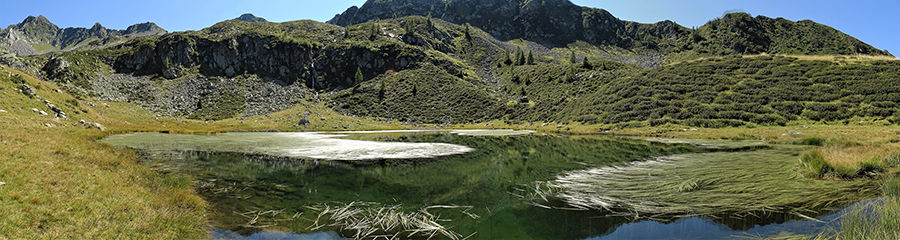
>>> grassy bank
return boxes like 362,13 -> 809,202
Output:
0,66 -> 212,238
0,64 -> 406,239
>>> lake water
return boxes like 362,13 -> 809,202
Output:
102,130 -> 878,240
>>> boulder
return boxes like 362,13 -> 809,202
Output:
83,121 -> 105,131
21,83 -> 35,97
38,110 -> 48,116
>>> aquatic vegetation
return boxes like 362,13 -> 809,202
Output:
305,202 -> 477,240
537,147 -> 879,219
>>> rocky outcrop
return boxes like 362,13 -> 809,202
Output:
21,83 -> 35,97
113,32 -> 421,89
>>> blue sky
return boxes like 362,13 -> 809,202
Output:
1,0 -> 897,54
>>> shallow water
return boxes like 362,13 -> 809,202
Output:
103,131 -> 877,239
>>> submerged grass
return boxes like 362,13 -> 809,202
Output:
305,201 -> 477,240
537,146 -> 879,219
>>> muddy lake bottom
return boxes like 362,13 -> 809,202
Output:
102,130 -> 879,240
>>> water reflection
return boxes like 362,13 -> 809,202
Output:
105,131 -> 875,239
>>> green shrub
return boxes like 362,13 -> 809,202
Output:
799,151 -> 829,178
801,137 -> 826,146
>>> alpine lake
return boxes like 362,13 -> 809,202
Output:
101,130 -> 880,240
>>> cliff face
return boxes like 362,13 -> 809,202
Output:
1,15 -> 167,55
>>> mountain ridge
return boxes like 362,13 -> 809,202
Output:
329,0 -> 890,57
0,15 -> 167,55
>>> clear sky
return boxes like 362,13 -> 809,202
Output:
1,0 -> 897,54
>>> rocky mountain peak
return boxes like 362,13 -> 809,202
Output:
121,22 -> 167,37
234,13 -> 267,23
21,15 -> 54,26
90,22 -> 105,31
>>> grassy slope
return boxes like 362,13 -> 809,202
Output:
0,65 -> 210,239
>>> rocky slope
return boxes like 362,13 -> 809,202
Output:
330,0 -> 890,57
0,15 -> 167,55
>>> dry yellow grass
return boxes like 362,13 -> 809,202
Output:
816,145 -> 894,170
666,52 -> 898,66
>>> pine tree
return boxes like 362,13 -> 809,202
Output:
405,20 -> 415,36
569,52 -> 577,64
370,19 -> 380,39
503,51 -> 512,66
464,23 -> 472,40
581,57 -> 592,69
526,50 -> 535,65
515,47 -> 525,66
355,67 -> 364,84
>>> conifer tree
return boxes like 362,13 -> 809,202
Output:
464,23 -> 472,40
503,51 -> 512,66
515,47 -> 525,66
405,20 -> 415,36
526,50 -> 535,65
581,57 -> 592,69
355,67 -> 364,84
569,52 -> 577,64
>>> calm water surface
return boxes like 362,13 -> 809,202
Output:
103,131 -> 874,239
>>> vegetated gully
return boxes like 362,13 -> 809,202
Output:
101,130 -> 878,239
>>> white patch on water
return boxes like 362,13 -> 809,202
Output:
274,132 -> 474,160
103,131 -> 475,161
451,129 -> 535,136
